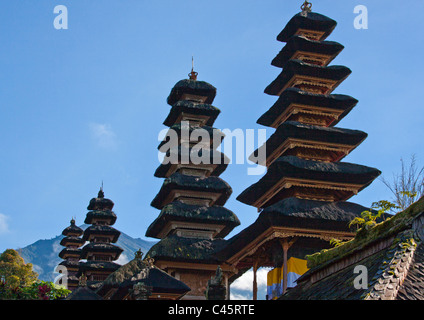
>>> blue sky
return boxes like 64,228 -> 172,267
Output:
1,0 -> 423,266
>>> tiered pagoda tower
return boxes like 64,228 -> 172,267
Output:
58,218 -> 84,291
218,2 -> 381,299
145,67 -> 240,300
77,188 -> 124,287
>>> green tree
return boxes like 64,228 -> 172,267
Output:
0,249 -> 70,300
0,249 -> 38,291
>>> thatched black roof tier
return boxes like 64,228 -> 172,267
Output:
58,247 -> 81,259
61,220 -> 83,237
84,210 -> 117,225
78,261 -> 122,275
264,59 -> 351,96
163,100 -> 221,127
272,35 -> 344,68
146,201 -> 240,239
262,197 -> 370,224
80,242 -> 123,260
167,79 -> 217,105
60,236 -> 85,247
158,123 -> 225,151
59,260 -> 81,269
96,258 -> 190,299
154,146 -> 230,178
277,12 -> 337,42
151,173 -> 233,209
257,87 -> 358,128
82,225 -> 121,243
87,190 -> 114,211
216,197 -> 371,261
237,156 -> 381,206
146,235 -> 227,264
249,121 -> 367,165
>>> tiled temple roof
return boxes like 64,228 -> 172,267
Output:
96,258 -> 190,299
280,196 -> 424,300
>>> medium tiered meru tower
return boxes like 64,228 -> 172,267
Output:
58,219 -> 84,291
219,2 -> 381,299
145,67 -> 240,300
77,188 -> 123,287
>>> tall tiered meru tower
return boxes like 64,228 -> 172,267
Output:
77,189 -> 124,288
58,219 -> 84,291
218,2 -> 381,299
145,67 -> 240,300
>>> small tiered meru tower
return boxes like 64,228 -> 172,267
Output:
77,188 -> 123,287
58,218 -> 84,291
220,2 -> 381,299
145,66 -> 240,300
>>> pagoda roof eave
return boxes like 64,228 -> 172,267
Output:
154,147 -> 230,178
257,87 -> 358,128
150,173 -> 233,210
163,100 -> 221,127
58,248 -> 81,259
157,124 -> 225,151
82,225 -> 121,242
60,236 -> 86,247
249,121 -> 367,164
236,156 -> 381,207
271,35 -> 344,68
87,197 -> 114,211
145,201 -> 240,239
62,225 -> 84,237
84,210 -> 117,225
78,261 -> 122,275
167,79 -> 217,105
215,197 -> 375,264
277,12 -> 337,42
264,60 -> 351,96
145,235 -> 228,265
80,243 -> 124,259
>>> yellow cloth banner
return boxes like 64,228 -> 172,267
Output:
267,257 -> 308,299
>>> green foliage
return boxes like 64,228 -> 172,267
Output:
329,238 -> 344,248
0,249 -> 70,300
0,279 -> 70,300
0,249 -> 38,290
349,200 -> 400,231
19,281 -> 71,300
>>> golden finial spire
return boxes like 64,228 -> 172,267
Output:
301,1 -> 312,16
188,56 -> 198,80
